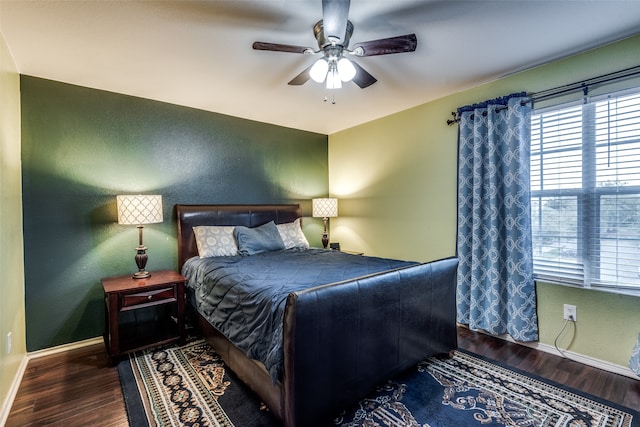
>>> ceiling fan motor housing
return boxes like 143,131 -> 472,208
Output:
313,20 -> 354,50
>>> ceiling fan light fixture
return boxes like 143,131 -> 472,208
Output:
337,57 -> 356,82
310,58 -> 329,83
326,67 -> 342,89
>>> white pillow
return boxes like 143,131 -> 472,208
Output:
193,226 -> 238,257
276,218 -> 310,249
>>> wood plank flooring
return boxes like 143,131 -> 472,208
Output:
5,343 -> 127,427
6,327 -> 640,426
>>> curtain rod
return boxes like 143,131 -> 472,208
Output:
446,64 -> 640,126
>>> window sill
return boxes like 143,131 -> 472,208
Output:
534,278 -> 640,298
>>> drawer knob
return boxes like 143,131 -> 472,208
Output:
148,295 -> 153,301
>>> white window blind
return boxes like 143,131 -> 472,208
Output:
531,88 -> 640,291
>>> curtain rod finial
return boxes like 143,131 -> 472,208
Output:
447,111 -> 459,126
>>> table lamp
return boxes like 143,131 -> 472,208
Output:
117,194 -> 163,279
312,198 -> 338,249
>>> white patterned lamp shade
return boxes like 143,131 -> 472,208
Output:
116,194 -> 163,279
117,195 -> 163,225
312,198 -> 338,218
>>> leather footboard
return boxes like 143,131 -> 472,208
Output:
281,256 -> 458,427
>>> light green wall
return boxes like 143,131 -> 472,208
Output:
0,20 -> 27,417
537,283 -> 640,367
329,35 -> 640,369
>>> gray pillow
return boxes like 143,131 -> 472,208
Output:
234,221 -> 285,255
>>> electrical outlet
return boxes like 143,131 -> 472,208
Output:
563,304 -> 577,321
6,332 -> 11,354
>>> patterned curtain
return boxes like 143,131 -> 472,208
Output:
456,93 -> 538,342
631,334 -> 640,376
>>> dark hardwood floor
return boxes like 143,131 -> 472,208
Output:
5,343 -> 127,427
6,327 -> 640,426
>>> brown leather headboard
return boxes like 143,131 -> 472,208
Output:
175,204 -> 302,271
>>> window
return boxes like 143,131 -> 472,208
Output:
531,88 -> 640,292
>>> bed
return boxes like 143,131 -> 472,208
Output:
176,204 -> 458,427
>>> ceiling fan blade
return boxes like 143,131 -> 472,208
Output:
322,0 -> 350,44
351,61 -> 377,89
288,64 -> 313,86
351,34 -> 417,57
253,41 -> 313,54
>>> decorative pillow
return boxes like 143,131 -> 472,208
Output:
276,218 -> 309,249
193,226 -> 238,257
234,221 -> 285,255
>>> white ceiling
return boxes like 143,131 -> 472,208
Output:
2,0 -> 640,135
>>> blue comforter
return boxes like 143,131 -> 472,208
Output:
182,248 -> 416,382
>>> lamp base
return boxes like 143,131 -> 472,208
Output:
133,245 -> 151,279
132,270 -> 151,279
321,217 -> 330,249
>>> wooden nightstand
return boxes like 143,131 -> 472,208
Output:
102,270 -> 186,364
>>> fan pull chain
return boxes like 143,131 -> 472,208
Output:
323,94 -> 337,104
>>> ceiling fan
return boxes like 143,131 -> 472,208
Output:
252,0 -> 417,89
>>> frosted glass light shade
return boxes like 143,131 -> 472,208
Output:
337,57 -> 356,82
312,198 -> 338,218
325,69 -> 342,89
309,59 -> 329,83
117,195 -> 163,225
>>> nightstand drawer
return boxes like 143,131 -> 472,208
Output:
121,287 -> 176,308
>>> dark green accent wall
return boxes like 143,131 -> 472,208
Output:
21,76 -> 328,351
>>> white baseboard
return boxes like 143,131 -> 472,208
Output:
496,333 -> 640,380
0,336 -> 103,426
26,336 -> 103,360
0,354 -> 29,427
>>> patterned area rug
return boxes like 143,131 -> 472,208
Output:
118,339 -> 639,427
